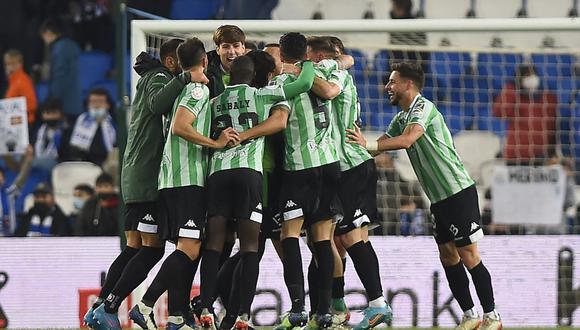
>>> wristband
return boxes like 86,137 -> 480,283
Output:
366,140 -> 378,151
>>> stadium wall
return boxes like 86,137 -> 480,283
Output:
0,236 -> 578,328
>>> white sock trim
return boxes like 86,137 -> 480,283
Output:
484,310 -> 500,320
137,301 -> 153,315
464,307 -> 479,318
368,297 -> 387,308
168,315 -> 185,324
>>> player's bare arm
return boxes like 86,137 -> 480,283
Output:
172,106 -> 240,148
311,77 -> 341,100
346,123 -> 425,151
335,54 -> 354,70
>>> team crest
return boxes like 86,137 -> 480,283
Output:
191,86 -> 204,100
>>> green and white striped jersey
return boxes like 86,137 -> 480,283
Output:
209,83 -> 289,175
329,69 -> 373,171
159,83 -> 211,189
386,94 -> 474,203
272,60 -> 340,171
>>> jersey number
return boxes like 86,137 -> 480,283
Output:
212,113 -> 259,143
308,92 -> 330,130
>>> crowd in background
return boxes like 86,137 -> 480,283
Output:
0,0 -> 579,237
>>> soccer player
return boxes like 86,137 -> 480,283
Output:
206,24 -> 246,98
271,32 -> 342,330
199,54 -> 315,330
127,38 -> 239,330
263,43 -> 284,75
88,39 -> 208,330
347,62 -> 502,330
307,36 -> 392,330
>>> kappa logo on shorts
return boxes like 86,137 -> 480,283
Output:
471,222 -> 479,231
256,203 -> 262,210
354,209 -> 363,218
185,219 -> 197,228
285,200 -> 297,208
142,214 -> 154,222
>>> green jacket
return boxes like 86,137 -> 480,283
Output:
121,52 -> 191,204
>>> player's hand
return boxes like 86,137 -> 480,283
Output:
190,71 -> 210,85
346,124 -> 367,147
216,127 -> 240,148
282,63 -> 301,75
24,145 -> 34,160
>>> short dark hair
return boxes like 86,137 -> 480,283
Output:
88,87 -> 113,106
229,55 -> 255,84
74,184 -> 95,195
390,61 -> 425,90
322,36 -> 345,55
279,32 -> 307,62
40,17 -> 64,35
307,36 -> 336,55
516,64 -> 536,78
264,43 -> 280,49
177,37 -> 206,70
213,25 -> 246,46
246,50 -> 276,88
159,38 -> 184,63
41,98 -> 63,113
95,173 -> 114,186
245,41 -> 258,51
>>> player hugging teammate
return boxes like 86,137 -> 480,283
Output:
86,24 -> 501,330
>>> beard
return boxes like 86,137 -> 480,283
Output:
388,93 -> 400,106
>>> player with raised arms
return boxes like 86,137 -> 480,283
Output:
347,62 -> 502,330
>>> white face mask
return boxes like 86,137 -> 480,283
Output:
73,197 -> 85,211
521,75 -> 540,92
89,107 -> 108,119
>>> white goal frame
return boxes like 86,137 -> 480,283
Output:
130,17 -> 580,100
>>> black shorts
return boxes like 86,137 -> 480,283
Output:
207,168 -> 263,223
158,186 -> 206,242
279,162 -> 342,227
335,160 -> 379,236
261,169 -> 283,240
125,201 -> 160,233
430,185 -> 483,247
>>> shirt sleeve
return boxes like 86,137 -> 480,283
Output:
178,84 -> 208,117
406,98 -> 432,130
257,83 -> 286,104
328,69 -> 348,92
269,75 -> 293,116
385,113 -> 402,137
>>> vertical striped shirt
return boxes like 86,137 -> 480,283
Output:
272,61 -> 340,171
158,83 -> 211,189
386,94 -> 474,203
329,69 -> 372,171
209,83 -> 289,175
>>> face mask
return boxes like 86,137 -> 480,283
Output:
521,75 -> 540,92
89,107 -> 108,119
44,119 -> 60,128
73,197 -> 85,211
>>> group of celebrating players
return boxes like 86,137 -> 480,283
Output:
83,24 -> 503,330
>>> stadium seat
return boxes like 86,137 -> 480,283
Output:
392,149 -> 417,183
531,53 -> 575,78
450,75 -> 493,103
79,51 -> 114,96
23,193 -> 34,212
439,102 -> 474,134
345,48 -> 369,73
558,103 -> 574,158
373,49 -> 390,75
453,131 -> 501,182
35,81 -> 49,104
430,51 -> 471,89
477,52 -> 523,89
479,159 -> 506,189
474,105 -> 507,137
52,162 -> 102,215
170,0 -> 221,19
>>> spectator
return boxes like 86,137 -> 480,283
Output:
4,49 -> 37,125
39,18 -> 82,124
31,99 -> 68,174
394,192 -> 427,236
69,0 -> 114,52
65,88 -> 116,166
71,183 -> 95,219
75,172 -> 119,236
389,0 -> 429,73
492,64 -> 558,165
1,145 -> 35,234
14,182 -> 71,237
0,166 -> 8,235
546,152 -> 577,234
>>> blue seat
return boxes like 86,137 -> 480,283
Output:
170,0 -> 221,19
477,52 -> 523,89
430,51 -> 471,89
373,49 -> 390,75
438,102 -> 474,135
449,76 -> 493,103
474,105 -> 506,137
531,53 -> 575,78
79,51 -> 113,95
345,48 -> 368,73
35,82 -> 49,104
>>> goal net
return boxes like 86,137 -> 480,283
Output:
130,19 -> 580,327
